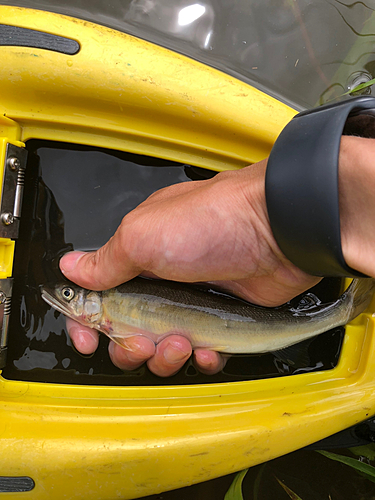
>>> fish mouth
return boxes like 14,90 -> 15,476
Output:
41,287 -> 74,318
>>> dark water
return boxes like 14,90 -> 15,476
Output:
2,140 -> 345,386
138,446 -> 375,499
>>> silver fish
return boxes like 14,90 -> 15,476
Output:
41,277 -> 375,353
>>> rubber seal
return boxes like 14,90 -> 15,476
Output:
265,96 -> 375,277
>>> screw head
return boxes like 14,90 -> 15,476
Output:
7,157 -> 20,171
1,212 -> 14,226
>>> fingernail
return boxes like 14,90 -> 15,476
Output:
163,345 -> 190,364
60,251 -> 86,274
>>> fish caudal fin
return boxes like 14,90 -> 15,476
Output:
347,278 -> 375,321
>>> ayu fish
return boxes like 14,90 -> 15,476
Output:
41,277 -> 375,354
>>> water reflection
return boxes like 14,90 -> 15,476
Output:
178,4 -> 206,26
127,0 -> 215,50
14,348 -> 58,370
1,0 -> 374,108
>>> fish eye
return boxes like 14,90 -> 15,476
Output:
62,287 -> 75,301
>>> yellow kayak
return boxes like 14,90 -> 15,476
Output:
0,5 -> 374,500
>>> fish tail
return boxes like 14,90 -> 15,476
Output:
346,278 -> 375,321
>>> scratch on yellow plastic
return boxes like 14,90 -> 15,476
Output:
0,6 -> 374,500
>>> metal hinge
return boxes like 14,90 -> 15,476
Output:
0,143 -> 28,368
0,278 -> 13,369
0,143 -> 28,239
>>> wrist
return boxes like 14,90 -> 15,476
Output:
265,96 -> 375,277
236,160 -> 318,278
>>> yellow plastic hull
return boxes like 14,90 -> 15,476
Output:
0,6 -> 374,499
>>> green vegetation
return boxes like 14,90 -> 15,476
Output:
224,469 -> 248,500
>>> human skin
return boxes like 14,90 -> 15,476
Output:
60,136 -> 373,377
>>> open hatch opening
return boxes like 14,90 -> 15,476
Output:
2,140 -> 344,386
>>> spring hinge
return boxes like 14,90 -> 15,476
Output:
0,143 -> 28,239
0,143 -> 27,368
0,278 -> 13,368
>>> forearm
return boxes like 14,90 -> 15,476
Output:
339,135 -> 375,277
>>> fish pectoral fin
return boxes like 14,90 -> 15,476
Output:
105,330 -> 157,353
115,339 -> 137,352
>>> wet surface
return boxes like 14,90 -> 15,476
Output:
3,140 -> 345,385
1,0 -> 375,109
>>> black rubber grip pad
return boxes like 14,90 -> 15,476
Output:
0,476 -> 35,493
265,96 -> 375,277
0,24 -> 80,55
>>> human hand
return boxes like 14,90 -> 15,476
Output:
60,158 -> 320,376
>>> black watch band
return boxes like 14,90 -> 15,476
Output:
265,96 -> 375,277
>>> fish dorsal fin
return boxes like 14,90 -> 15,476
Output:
292,292 -> 321,313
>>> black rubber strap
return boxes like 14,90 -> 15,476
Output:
265,96 -> 375,277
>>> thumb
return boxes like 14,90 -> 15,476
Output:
59,237 -> 142,291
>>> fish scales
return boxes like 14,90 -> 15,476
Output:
41,277 -> 375,353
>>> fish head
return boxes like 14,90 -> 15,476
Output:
41,284 -> 103,327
